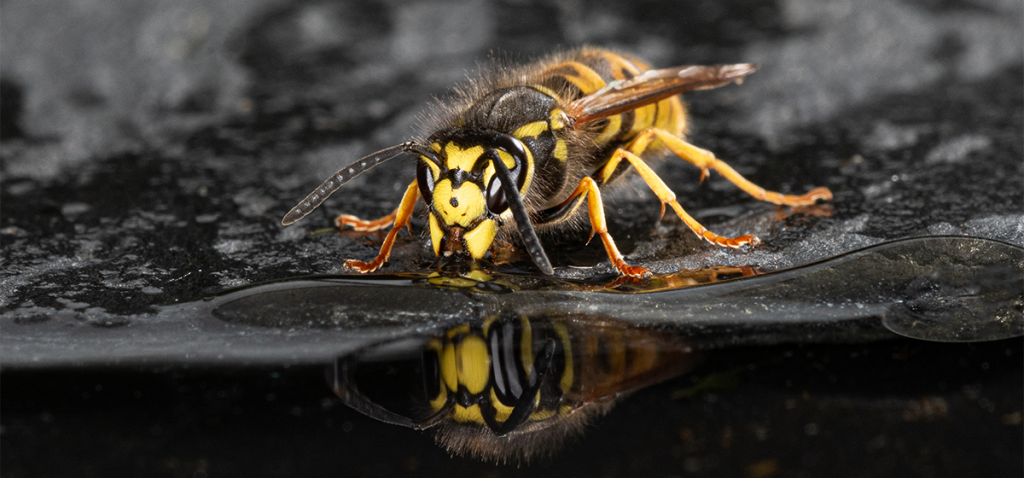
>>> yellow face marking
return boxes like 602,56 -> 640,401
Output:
430,142 -> 441,153
553,139 -> 568,162
594,114 -> 622,144
513,121 -> 548,139
463,218 -> 496,259
444,143 -> 484,172
457,334 -> 490,395
549,109 -> 567,130
429,213 -> 443,256
432,179 -> 486,228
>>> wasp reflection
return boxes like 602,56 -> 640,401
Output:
330,315 -> 699,463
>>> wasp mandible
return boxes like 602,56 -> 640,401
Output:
282,48 -> 832,278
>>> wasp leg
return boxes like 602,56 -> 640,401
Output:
599,148 -> 759,248
625,128 -> 832,206
561,177 -> 651,278
335,210 -> 397,232
344,180 -> 419,273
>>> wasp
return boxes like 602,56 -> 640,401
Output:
332,315 -> 699,463
282,48 -> 832,277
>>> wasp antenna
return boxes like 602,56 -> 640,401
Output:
490,155 -> 554,275
332,357 -> 436,430
281,142 -> 417,226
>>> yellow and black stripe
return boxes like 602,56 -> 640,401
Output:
533,49 -> 687,160
283,47 -> 831,277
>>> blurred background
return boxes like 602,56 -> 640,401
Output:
2,0 -> 1021,476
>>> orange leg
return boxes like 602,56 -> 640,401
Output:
563,177 -> 651,279
621,128 -> 832,206
335,210 -> 397,232
344,181 -> 419,273
599,148 -> 759,248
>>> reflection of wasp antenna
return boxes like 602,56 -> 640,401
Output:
331,357 -> 443,430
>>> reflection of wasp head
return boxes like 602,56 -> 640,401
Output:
332,315 -> 698,463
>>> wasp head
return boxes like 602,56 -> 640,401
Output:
416,131 -> 532,261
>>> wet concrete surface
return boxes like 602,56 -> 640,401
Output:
2,0 -> 1022,476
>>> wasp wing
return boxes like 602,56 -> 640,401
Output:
565,63 -> 758,127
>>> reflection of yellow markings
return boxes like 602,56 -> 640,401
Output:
441,342 -> 458,393
553,323 -> 573,394
606,330 -> 626,379
530,400 -> 555,420
447,323 -> 471,338
481,316 -> 497,336
457,335 -> 490,395
490,389 -> 514,422
628,340 -> 658,377
426,339 -> 448,411
520,316 -> 533,375
453,403 -> 485,423
464,269 -> 492,283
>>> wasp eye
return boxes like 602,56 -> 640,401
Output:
484,135 -> 530,215
416,160 -> 435,203
486,174 -> 509,214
